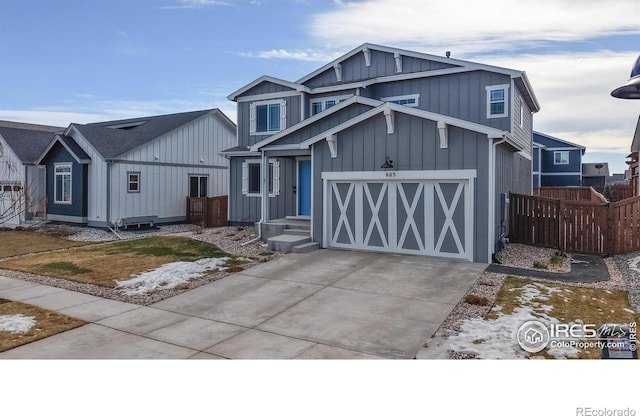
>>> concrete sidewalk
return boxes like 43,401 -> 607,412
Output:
0,249 -> 486,359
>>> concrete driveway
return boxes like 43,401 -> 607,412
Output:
0,249 -> 486,359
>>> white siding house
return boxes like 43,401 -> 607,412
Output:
36,109 -> 236,227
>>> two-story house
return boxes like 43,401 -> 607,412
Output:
532,131 -> 585,187
224,44 -> 540,263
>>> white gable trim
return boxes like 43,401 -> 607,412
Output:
228,75 -> 310,101
299,102 -> 509,150
249,96 -> 382,152
35,135 -> 91,165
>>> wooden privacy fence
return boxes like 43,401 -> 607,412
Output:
509,193 -> 640,256
186,195 -> 228,227
534,186 -> 633,202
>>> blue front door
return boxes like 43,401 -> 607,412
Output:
298,159 -> 311,216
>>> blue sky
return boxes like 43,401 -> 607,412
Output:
1,0 -> 640,173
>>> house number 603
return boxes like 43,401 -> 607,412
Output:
385,172 -> 396,177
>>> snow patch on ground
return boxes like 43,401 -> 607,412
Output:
0,314 -> 36,333
419,282 -> 581,359
116,257 -> 230,296
628,256 -> 640,274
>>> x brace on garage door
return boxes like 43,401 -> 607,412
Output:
322,170 -> 476,261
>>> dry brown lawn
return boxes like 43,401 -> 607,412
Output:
487,276 -> 639,359
0,236 -> 229,288
0,299 -> 85,352
0,230 -> 87,258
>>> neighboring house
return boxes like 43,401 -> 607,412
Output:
224,43 -> 540,263
581,163 -> 609,187
606,173 -> 627,186
35,109 -> 236,227
628,115 -> 640,196
532,131 -> 585,187
0,122 -> 62,226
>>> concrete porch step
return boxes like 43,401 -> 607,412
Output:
283,228 -> 310,237
292,242 -> 320,253
267,234 -> 311,253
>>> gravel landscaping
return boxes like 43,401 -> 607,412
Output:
0,224 -> 280,306
421,242 -> 640,359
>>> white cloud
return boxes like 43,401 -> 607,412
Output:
238,48 -> 341,62
311,0 -> 640,52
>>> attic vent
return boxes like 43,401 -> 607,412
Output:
106,121 -> 148,130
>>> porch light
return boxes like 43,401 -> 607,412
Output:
380,156 -> 394,170
611,55 -> 640,99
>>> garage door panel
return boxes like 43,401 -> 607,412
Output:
325,172 -> 473,261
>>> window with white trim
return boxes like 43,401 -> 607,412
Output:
554,151 -> 569,165
486,84 -> 509,118
381,94 -> 419,107
242,159 -> 280,197
54,164 -> 72,204
310,95 -> 351,116
127,172 -> 140,193
189,175 -> 208,197
250,99 -> 286,135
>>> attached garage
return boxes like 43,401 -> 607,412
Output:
322,170 -> 475,261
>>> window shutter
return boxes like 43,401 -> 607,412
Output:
272,160 -> 280,196
249,103 -> 256,135
279,99 -> 286,131
241,162 -> 248,195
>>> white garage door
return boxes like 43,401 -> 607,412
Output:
322,170 -> 475,261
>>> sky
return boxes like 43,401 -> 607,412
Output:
1,0 -> 640,174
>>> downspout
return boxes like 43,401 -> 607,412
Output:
241,149 -> 268,246
488,136 -> 507,263
105,160 -> 122,239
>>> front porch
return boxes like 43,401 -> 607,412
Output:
259,217 -> 319,254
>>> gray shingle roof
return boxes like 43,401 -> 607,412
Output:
0,126 -> 57,163
79,109 -> 214,158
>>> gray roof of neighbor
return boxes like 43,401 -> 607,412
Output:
78,109 -> 218,159
0,126 -> 57,163
582,163 -> 610,177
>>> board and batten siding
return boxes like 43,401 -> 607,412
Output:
237,95 -> 302,148
106,112 -> 235,225
311,112 -> 491,262
512,88 -> 533,157
228,157 -> 296,224
367,71 -> 512,132
303,49 -> 458,89
494,143 -> 532,240
0,137 -> 25,225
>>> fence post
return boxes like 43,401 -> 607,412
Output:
607,201 -> 616,256
558,199 -> 566,253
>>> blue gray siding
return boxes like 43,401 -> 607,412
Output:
41,142 -> 88,221
495,143 -> 531,246
237,95 -> 302,148
311,112 -> 491,262
240,81 -> 296,97
303,49 -> 458,88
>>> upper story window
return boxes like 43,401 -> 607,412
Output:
486,84 -> 509,118
381,94 -> 420,107
250,99 -> 286,135
554,151 -> 569,165
128,172 -> 140,193
310,95 -> 351,116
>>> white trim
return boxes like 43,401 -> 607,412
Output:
127,171 -> 140,193
545,147 -> 582,151
437,121 -> 448,149
53,163 -> 72,205
321,169 -> 477,181
243,158 -> 280,197
539,172 -> 582,176
309,94 -> 353,116
236,90 -> 302,103
383,106 -> 394,134
326,134 -> 337,158
533,131 -> 586,150
394,52 -> 402,73
380,93 -> 420,107
554,150 -> 570,165
363,47 -> 371,67
250,99 -> 287,136
334,64 -> 342,82
486,84 -> 510,119
227,75 -> 309,101
249,95 -> 380,152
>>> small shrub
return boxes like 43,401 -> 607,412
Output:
550,251 -> 566,266
464,294 -> 490,306
226,265 -> 244,273
533,260 -> 548,269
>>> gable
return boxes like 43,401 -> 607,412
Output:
0,127 -> 56,164
533,132 -> 584,151
302,47 -> 460,89
239,80 -> 299,99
